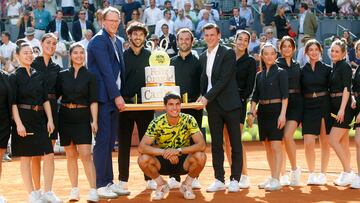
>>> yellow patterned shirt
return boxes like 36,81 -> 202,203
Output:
145,113 -> 200,149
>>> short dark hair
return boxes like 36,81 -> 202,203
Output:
56,10 -> 63,14
161,23 -> 169,29
163,92 -> 181,105
232,7 -> 239,12
301,3 -> 308,10
2,31 -> 10,39
126,22 -> 148,37
163,9 -> 171,16
164,0 -> 171,5
202,23 -> 220,34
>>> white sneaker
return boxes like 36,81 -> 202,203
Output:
280,175 -> 290,186
228,179 -> 240,192
180,183 -> 196,200
307,173 -> 318,185
146,180 -> 157,190
239,175 -> 250,189
167,177 -> 181,189
350,175 -> 360,189
152,183 -> 170,201
97,184 -> 118,199
42,191 -> 63,203
258,177 -> 271,189
109,182 -> 130,196
290,168 -> 302,186
68,187 -> 80,201
206,179 -> 226,192
334,171 -> 356,186
87,188 -> 99,202
191,178 -> 201,189
0,196 -> 6,203
28,191 -> 42,203
317,173 -> 327,185
264,178 -> 282,191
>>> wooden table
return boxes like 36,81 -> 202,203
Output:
123,102 -> 204,111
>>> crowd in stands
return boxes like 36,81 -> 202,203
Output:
0,0 -> 359,76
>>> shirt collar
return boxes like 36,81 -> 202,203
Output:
207,44 -> 219,56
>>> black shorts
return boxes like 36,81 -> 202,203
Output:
257,103 -> 284,141
156,154 -> 188,176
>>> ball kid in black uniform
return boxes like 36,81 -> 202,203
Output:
0,69 -> 13,202
328,39 -> 355,187
10,42 -> 62,203
276,36 -> 302,186
300,39 -> 331,185
248,43 -> 288,191
223,30 -> 256,189
56,43 -> 99,202
350,40 -> 360,189
31,33 -> 62,195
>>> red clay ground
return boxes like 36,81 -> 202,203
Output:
1,140 -> 360,203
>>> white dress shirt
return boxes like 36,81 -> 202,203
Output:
142,7 -> 163,26
172,0 -> 194,10
299,10 -> 307,33
174,17 -> 193,31
198,9 -> 220,22
206,44 -> 219,92
0,41 -> 16,59
155,19 -> 175,37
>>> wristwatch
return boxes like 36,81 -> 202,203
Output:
176,148 -> 183,155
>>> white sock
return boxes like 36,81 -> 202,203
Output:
154,176 -> 165,186
184,175 -> 195,186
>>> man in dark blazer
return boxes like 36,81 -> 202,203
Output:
87,7 -> 129,198
46,10 -> 70,41
73,0 -> 95,23
197,23 -> 243,193
229,7 -> 246,36
72,9 -> 95,42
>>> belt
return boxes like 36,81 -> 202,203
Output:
61,103 -> 88,109
304,91 -> 328,98
289,89 -> 301,94
48,94 -> 56,99
330,92 -> 343,98
259,98 -> 282,105
18,104 -> 44,111
35,28 -> 46,31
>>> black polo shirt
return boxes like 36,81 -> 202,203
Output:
122,47 -> 151,102
170,53 -> 202,102
329,59 -> 352,93
276,57 -> 301,90
300,61 -> 331,94
252,64 -> 288,102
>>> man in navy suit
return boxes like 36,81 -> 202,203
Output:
87,7 -> 129,199
72,9 -> 95,42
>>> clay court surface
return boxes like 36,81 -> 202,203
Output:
1,140 -> 360,203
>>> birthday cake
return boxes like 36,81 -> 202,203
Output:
141,40 -> 180,103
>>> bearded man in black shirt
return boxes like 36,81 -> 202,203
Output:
117,22 -> 155,193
